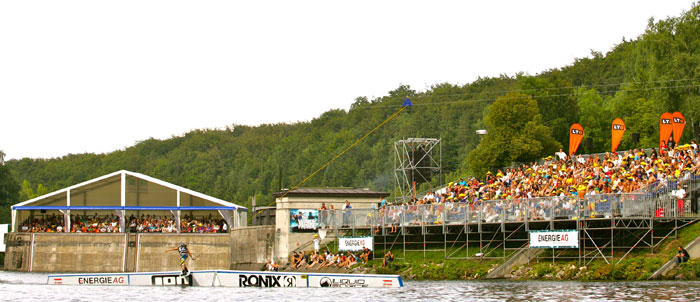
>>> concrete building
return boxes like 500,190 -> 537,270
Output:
273,188 -> 390,264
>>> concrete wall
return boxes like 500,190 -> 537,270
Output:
3,233 -> 32,271
34,234 -> 126,272
136,233 -> 231,272
229,226 -> 275,269
3,226 -> 275,273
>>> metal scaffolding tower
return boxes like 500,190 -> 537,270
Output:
393,138 -> 441,203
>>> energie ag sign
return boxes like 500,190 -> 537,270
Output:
529,230 -> 578,248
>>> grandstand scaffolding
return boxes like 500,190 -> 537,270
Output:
393,138 -> 442,203
319,178 -> 700,265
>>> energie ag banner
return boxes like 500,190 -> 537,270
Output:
529,230 -> 578,248
338,237 -> 373,251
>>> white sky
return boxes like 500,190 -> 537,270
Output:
0,0 -> 694,160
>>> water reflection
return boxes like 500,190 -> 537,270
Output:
1,272 -> 699,302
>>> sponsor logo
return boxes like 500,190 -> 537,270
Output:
537,233 -> 569,242
238,274 -> 297,288
78,276 -> 125,285
613,124 -> 624,130
383,279 -> 393,287
53,278 -> 62,285
319,277 -> 368,288
571,129 -> 583,135
662,118 -> 672,124
151,274 -> 191,286
673,117 -> 684,123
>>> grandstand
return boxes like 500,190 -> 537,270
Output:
10,170 -> 247,233
319,142 -> 700,264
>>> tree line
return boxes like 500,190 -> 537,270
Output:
2,3 -> 700,222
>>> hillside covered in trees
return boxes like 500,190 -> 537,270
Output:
2,4 -> 700,220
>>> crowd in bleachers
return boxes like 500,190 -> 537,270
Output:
19,213 -> 228,233
410,141 -> 699,205
126,213 -> 227,233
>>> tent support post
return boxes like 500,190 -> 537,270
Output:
65,190 -> 71,232
120,172 -> 126,233
176,190 -> 181,233
59,209 -> 70,233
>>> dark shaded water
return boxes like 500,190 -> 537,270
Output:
1,271 -> 698,301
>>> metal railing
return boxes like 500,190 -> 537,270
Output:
317,191 -> 698,231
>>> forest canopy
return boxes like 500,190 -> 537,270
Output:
3,3 -> 700,219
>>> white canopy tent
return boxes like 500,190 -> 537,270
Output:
11,170 -> 247,232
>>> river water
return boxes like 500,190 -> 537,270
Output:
1,271 -> 699,301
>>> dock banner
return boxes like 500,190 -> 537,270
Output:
529,230 -> 578,248
338,236 -> 373,251
290,209 -> 319,232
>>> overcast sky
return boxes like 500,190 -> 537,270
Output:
0,1 -> 694,160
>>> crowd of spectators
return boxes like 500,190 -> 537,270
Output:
290,246 -> 373,271
19,213 -> 228,233
409,141 -> 699,205
126,213 -> 227,233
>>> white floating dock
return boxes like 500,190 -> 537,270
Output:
47,270 -> 403,288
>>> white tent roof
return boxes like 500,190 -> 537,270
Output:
12,170 -> 246,210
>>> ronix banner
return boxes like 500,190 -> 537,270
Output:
338,237 -> 373,251
529,230 -> 578,248
290,209 -> 319,233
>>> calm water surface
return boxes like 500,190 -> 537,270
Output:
1,271 -> 698,301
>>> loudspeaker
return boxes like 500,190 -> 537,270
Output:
584,138 -> 593,148
632,133 -> 640,143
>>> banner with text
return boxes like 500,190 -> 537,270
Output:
529,230 -> 578,248
611,118 -> 626,152
290,209 -> 319,233
338,236 -> 373,251
660,112 -> 673,148
672,111 -> 686,144
569,123 -> 585,156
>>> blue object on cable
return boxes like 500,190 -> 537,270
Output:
403,97 -> 412,107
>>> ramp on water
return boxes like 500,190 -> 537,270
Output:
486,248 -> 544,279
648,231 -> 700,280
47,270 -> 403,288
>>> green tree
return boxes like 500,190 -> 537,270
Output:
467,93 -> 562,175
577,88 -> 612,153
0,151 -> 20,223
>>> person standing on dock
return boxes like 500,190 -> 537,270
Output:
167,243 -> 195,276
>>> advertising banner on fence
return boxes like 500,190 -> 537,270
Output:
338,236 -> 373,251
529,230 -> 578,248
290,209 -> 319,233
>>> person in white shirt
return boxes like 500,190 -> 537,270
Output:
556,148 -> 567,161
672,184 -> 687,217
313,234 -> 320,254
